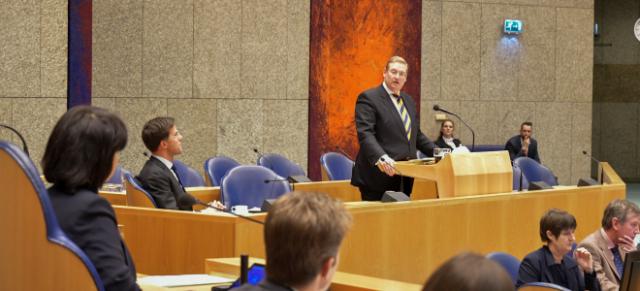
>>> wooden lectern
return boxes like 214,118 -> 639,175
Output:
395,151 -> 512,198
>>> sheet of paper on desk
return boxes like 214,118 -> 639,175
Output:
138,274 -> 234,287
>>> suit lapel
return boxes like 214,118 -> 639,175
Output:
596,230 -> 621,279
377,86 -> 409,143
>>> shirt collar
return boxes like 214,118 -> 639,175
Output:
600,228 -> 616,249
542,245 -> 577,268
382,81 -> 397,97
152,154 -> 174,170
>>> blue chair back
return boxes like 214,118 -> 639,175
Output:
104,165 -> 129,185
0,141 -> 104,290
124,172 -> 158,208
472,144 -> 504,152
518,282 -> 571,290
512,165 -> 529,191
320,152 -> 354,180
486,251 -> 520,285
514,157 -> 558,186
257,153 -> 306,179
221,165 -> 291,208
417,150 -> 428,159
204,156 -> 241,186
173,160 -> 205,187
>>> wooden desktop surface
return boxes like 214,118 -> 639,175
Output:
205,257 -> 422,291
114,163 -> 624,284
102,180 -> 372,206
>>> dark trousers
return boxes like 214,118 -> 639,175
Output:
358,176 -> 414,201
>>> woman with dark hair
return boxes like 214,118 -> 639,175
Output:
434,119 -> 462,150
422,252 -> 514,291
42,106 -> 140,291
517,209 -> 601,291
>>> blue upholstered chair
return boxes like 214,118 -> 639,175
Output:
124,172 -> 157,208
513,165 -> 529,191
257,153 -> 306,179
471,144 -> 505,152
518,282 -> 571,291
514,157 -> 558,186
104,165 -> 128,185
173,160 -> 205,187
486,251 -> 520,285
221,165 -> 291,208
320,152 -> 354,181
204,156 -> 241,186
0,141 -> 104,290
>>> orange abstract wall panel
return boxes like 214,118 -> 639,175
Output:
308,0 -> 422,180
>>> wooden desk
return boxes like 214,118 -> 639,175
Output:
103,181 -> 367,206
396,151 -> 512,197
205,257 -> 422,291
114,206 -> 265,275
115,163 -> 624,284
101,187 -> 221,206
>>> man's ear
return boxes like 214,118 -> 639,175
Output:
158,139 -> 168,150
612,217 -> 621,231
320,257 -> 335,278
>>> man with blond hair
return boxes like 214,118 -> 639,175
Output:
351,56 -> 435,201
235,191 -> 352,291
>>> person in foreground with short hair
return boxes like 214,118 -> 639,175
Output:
517,209 -> 600,291
505,121 -> 540,163
137,116 -> 194,210
579,199 -> 640,291
235,191 -> 352,291
351,55 -> 435,201
422,252 -> 514,291
434,119 -> 462,150
42,106 -> 140,291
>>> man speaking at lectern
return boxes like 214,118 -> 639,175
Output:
351,56 -> 435,201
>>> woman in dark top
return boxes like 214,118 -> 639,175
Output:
517,209 -> 600,291
434,119 -> 462,150
42,106 -> 140,291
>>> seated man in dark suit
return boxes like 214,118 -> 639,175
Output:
137,117 -> 193,210
235,192 -> 352,291
505,121 -> 540,163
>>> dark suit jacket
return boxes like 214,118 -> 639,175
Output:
48,186 -> 140,291
517,246 -> 600,291
435,136 -> 461,150
505,135 -> 540,163
351,85 -> 434,196
137,156 -> 192,211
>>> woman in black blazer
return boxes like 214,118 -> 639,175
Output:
516,209 -> 600,291
434,119 -> 462,150
42,106 -> 140,291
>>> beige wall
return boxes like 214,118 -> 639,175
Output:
0,0 -> 67,167
91,0 -> 310,175
1,0 -> 596,185
420,0 -> 594,184
593,0 -> 640,182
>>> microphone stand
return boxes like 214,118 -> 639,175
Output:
0,124 -> 29,157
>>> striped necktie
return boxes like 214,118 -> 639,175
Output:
392,94 -> 411,141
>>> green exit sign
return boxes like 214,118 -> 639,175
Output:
504,19 -> 523,34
